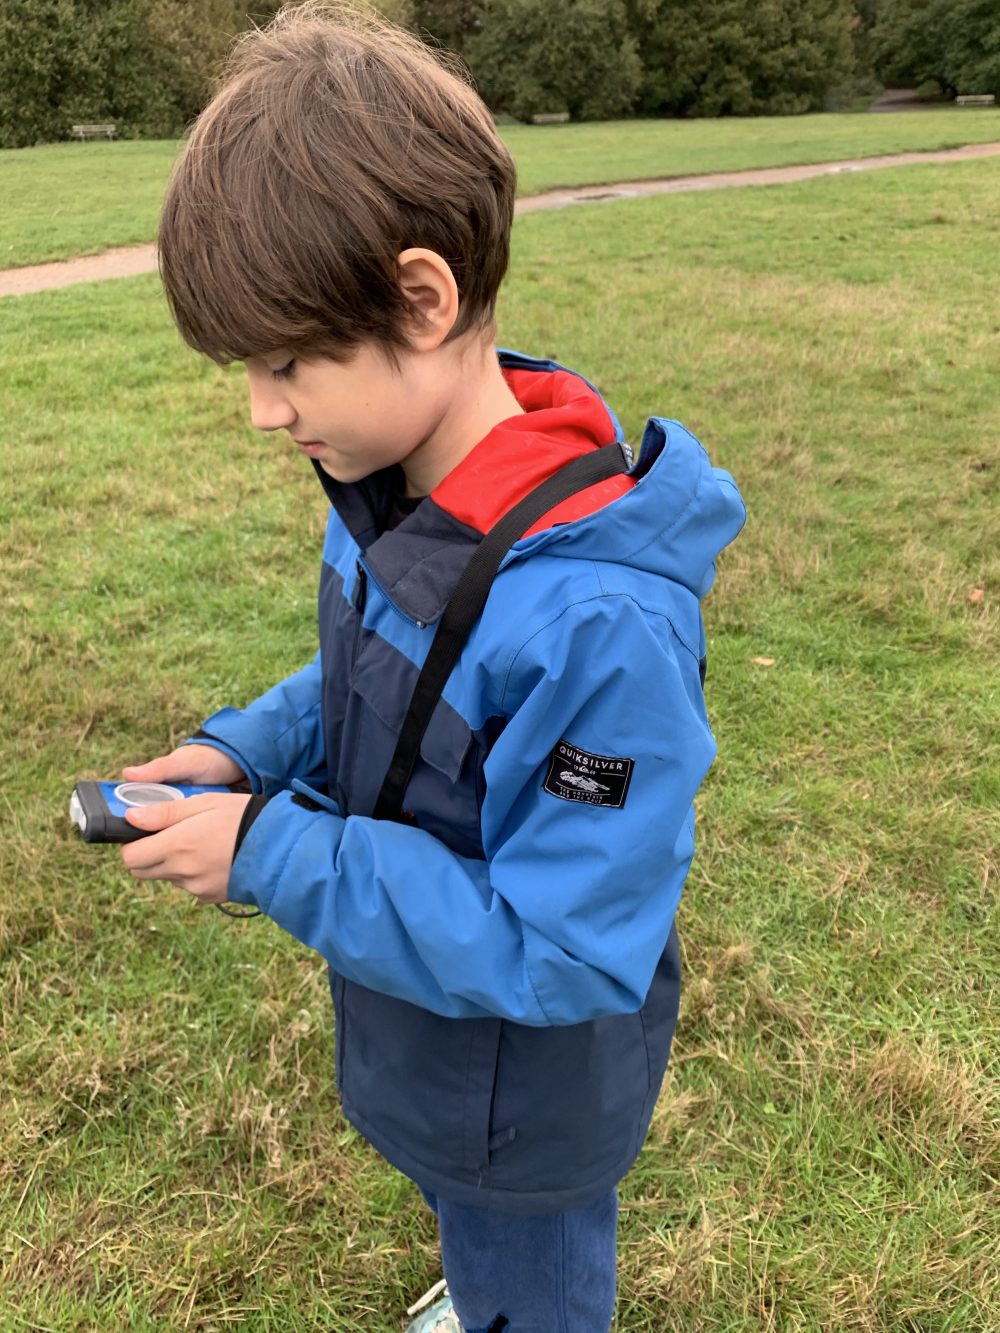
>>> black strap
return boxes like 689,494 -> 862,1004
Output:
374,443 -> 630,822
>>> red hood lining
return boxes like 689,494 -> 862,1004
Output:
430,368 -> 634,538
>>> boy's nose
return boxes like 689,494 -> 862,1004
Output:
247,374 -> 297,433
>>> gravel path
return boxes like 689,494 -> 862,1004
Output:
3,139 -> 999,298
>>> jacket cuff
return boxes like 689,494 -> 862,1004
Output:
228,790 -> 338,913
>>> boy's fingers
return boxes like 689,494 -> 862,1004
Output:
120,799 -> 214,870
122,850 -> 169,878
124,792 -> 246,832
121,795 -> 248,901
124,793 -> 219,831
122,758 -> 173,780
120,824 -> 170,871
123,747 -> 200,781
122,746 -> 241,786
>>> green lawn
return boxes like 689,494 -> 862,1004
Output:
503,106 -> 1000,194
2,159 -> 998,1330
1,140 -> 181,269
3,109 -> 1000,267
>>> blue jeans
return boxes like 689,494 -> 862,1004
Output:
420,1187 -> 618,1333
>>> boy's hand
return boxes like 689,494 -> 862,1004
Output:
123,744 -> 246,787
120,794 -> 252,903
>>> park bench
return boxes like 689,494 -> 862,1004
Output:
955,95 -> 995,107
530,112 -> 570,124
70,123 -> 117,140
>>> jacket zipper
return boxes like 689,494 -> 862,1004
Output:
350,560 -> 367,667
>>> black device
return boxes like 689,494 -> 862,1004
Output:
69,779 -> 232,844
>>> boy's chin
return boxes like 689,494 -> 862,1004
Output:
317,458 -> 349,481
318,458 -> 376,484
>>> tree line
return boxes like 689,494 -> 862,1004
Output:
1,0 -> 997,149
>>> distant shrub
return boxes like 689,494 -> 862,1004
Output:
634,0 -> 857,117
0,0 -> 239,147
0,0 -> 882,149
0,0 -> 414,149
410,0 -> 479,53
465,0 -> 642,122
871,0 -> 1000,97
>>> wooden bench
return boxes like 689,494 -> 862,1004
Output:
70,123 -> 117,140
530,112 -> 570,125
955,95 -> 995,107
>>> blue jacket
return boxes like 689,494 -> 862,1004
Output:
191,350 -> 745,1213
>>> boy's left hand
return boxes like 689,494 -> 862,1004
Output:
120,793 -> 252,904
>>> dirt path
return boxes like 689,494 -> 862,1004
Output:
3,139 -> 1000,298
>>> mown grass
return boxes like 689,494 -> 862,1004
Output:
2,158 -> 999,1330
0,140 -> 180,270
503,107 -> 1000,195
4,109 -> 1000,267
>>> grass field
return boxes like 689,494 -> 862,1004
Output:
2,156 -> 999,1330
3,109 -> 1000,267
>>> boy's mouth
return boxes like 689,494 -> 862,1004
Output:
294,439 -> 326,457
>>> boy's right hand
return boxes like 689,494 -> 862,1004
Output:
122,744 -> 246,787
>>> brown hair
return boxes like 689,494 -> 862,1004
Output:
158,1 -> 516,364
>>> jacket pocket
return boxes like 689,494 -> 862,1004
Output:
329,967 -> 347,1091
467,1018 -> 504,1172
485,1011 -> 652,1193
334,975 -> 503,1178
636,924 -> 682,1135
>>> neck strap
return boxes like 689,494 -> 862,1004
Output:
374,443 -> 630,822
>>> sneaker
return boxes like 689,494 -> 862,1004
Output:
405,1282 -> 462,1333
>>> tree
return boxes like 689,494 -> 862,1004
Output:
0,0 -> 416,147
635,0 -> 856,117
850,0 -> 879,82
868,0 -> 951,89
465,0 -> 641,121
945,0 -> 1000,93
410,0 -> 480,52
870,0 -> 1000,95
0,0 -> 150,147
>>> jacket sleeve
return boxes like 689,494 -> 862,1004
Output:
183,652 -> 325,795
228,595 -> 716,1024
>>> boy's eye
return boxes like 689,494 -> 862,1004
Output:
271,359 -> 296,382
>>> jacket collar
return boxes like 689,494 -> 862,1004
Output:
314,352 -> 628,625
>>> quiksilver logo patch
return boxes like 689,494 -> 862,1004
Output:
543,739 -> 635,809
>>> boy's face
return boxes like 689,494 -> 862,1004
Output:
244,340 -> 449,489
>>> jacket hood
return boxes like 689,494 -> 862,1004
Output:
313,349 -> 745,621
506,401 -> 746,602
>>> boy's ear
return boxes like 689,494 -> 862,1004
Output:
396,248 -> 459,350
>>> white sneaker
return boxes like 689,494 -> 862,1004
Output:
405,1280 -> 462,1332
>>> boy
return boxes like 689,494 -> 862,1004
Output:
121,4 -> 745,1329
